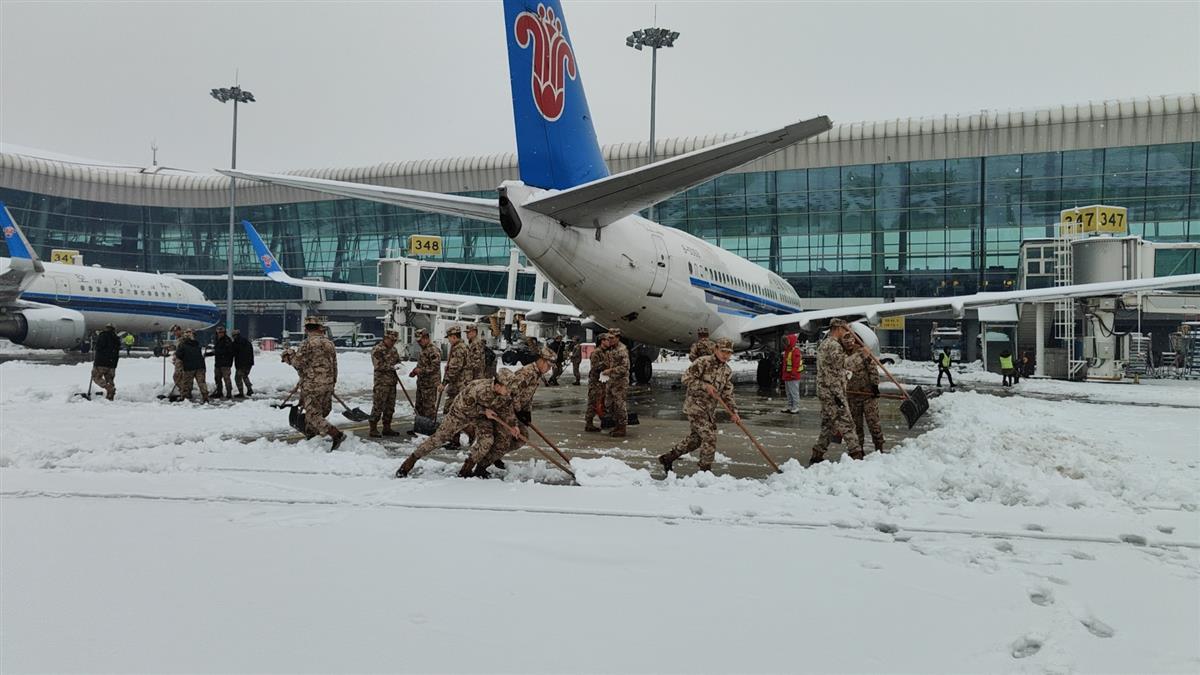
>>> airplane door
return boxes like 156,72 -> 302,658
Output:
648,233 -> 669,297
54,276 -> 71,302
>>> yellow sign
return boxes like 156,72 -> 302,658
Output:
50,249 -> 81,265
878,316 -> 906,331
1059,205 -> 1127,235
408,235 -> 443,256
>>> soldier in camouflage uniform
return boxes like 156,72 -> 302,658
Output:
174,329 -> 210,403
602,329 -> 631,436
810,318 -> 862,463
843,334 -> 885,454
569,340 -> 583,385
441,325 -> 470,414
466,324 -> 486,381
584,334 -> 610,431
688,327 -> 716,362
408,328 -> 441,419
291,316 -> 347,451
546,335 -> 565,386
369,329 -> 402,438
470,346 -> 555,477
395,369 -> 519,478
659,337 -> 740,474
167,324 -> 186,400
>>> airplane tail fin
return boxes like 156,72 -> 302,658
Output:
240,220 -> 289,280
504,0 -> 609,190
1,202 -> 45,274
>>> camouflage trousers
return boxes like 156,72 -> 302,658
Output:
604,381 -> 628,427
442,386 -> 459,415
412,411 -> 495,460
849,396 -> 884,451
235,366 -> 252,395
415,380 -> 439,418
549,362 -> 563,384
370,379 -> 397,425
90,366 -> 116,397
301,386 -> 335,437
572,361 -> 582,384
470,422 -> 523,465
179,370 -> 209,401
213,367 -> 232,397
665,407 -> 718,469
814,391 -> 860,453
585,380 -> 604,424
172,363 -> 185,395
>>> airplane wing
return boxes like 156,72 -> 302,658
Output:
741,273 -> 1200,336
218,170 -> 501,223
519,116 -> 833,229
240,220 -> 580,318
0,202 -> 45,303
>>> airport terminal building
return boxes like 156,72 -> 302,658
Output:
2,93 -> 1198,353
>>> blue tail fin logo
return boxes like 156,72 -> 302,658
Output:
505,0 -> 609,191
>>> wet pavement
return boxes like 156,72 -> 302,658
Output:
348,374 -> 933,479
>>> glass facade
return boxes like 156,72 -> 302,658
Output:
3,142 -> 1198,302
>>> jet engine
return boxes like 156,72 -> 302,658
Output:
849,320 -> 881,356
0,305 -> 88,350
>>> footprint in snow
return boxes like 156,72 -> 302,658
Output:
874,522 -> 899,534
1024,523 -> 1046,532
1010,635 -> 1043,659
1066,550 -> 1095,561
1119,534 -> 1148,546
1028,587 -> 1054,606
1156,525 -> 1175,534
994,541 -> 1015,553
1080,616 -> 1115,638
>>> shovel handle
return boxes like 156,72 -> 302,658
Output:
396,377 -> 416,408
519,432 -> 576,480
847,389 -> 905,400
707,390 -> 783,474
849,332 -> 910,401
278,382 -> 301,407
528,421 -> 573,465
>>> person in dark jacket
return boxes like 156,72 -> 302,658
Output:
232,329 -> 255,397
175,330 -> 210,403
91,323 -> 121,400
211,326 -> 235,399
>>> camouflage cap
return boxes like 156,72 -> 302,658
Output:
304,315 -> 326,327
714,337 -> 734,353
828,318 -> 849,329
445,325 -> 461,337
607,328 -> 622,338
493,368 -> 515,387
384,329 -> 399,339
538,346 -> 556,361
414,328 -> 429,339
170,324 -> 182,332
697,326 -> 709,335
466,324 -> 479,333
596,332 -> 611,341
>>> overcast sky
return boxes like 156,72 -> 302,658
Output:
1,1 -> 1197,173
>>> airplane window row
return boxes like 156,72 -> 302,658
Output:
80,285 -> 165,298
688,262 -> 790,304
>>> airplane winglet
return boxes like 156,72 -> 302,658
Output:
241,220 -> 288,278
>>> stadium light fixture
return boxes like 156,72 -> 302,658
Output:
626,26 -> 679,219
210,83 -> 255,332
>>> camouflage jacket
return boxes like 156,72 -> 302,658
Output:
588,344 -> 609,383
569,343 -> 583,364
450,378 -> 516,427
605,343 -> 630,382
371,342 -> 400,385
681,355 -> 736,415
688,338 -> 715,362
416,342 -> 441,386
444,341 -> 469,388
510,362 -> 544,414
816,336 -> 848,397
293,334 -> 338,387
467,336 -> 486,379
845,348 -> 879,399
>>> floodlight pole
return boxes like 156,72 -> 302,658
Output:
627,27 -> 679,222
211,84 -> 255,331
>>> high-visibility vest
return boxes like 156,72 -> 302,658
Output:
999,355 -> 1014,370
123,334 -> 134,346
940,353 -> 951,368
785,350 -> 805,372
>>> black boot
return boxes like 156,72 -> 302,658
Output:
809,448 -> 826,465
329,430 -> 347,452
658,452 -> 677,475
457,459 -> 476,478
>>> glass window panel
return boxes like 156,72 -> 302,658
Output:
715,173 -> 744,196
909,160 -> 945,185
809,167 -> 840,192
877,163 -> 908,188
985,155 -> 1022,181
842,164 -> 875,188
1021,152 -> 1060,178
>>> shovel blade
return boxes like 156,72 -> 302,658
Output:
412,415 -> 439,435
899,385 -> 930,429
287,405 -> 307,433
342,407 -> 372,422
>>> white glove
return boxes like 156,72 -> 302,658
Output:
599,374 -> 609,383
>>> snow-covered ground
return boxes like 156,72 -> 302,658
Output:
2,353 -> 1198,673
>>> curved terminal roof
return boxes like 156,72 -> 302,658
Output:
2,93 -> 1196,209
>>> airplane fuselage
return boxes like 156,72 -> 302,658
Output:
1,257 -> 220,333
503,181 -> 805,350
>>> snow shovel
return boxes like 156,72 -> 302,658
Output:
271,382 -> 301,409
848,389 -> 907,401
708,388 -> 783,474
333,392 -> 372,422
527,421 -> 573,466
849,333 -> 928,429
488,411 -> 576,482
397,378 -> 438,435
75,374 -> 94,400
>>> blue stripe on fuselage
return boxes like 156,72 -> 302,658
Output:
21,292 -> 220,325
689,277 -> 803,316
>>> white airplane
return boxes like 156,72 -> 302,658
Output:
224,0 -> 1200,373
0,204 -> 219,349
